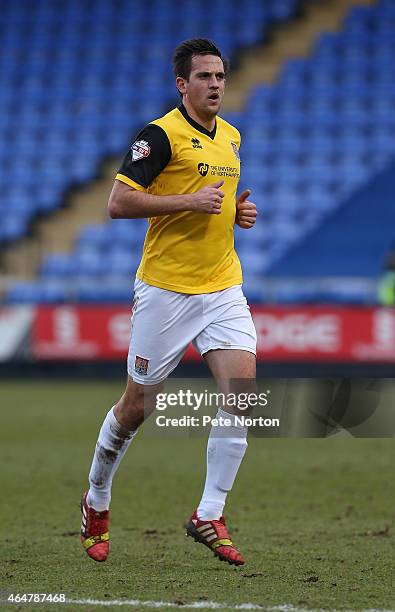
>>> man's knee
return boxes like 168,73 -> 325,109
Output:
114,378 -> 163,430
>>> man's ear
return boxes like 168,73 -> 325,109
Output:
176,76 -> 187,96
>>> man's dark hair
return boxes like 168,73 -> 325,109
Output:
172,38 -> 229,80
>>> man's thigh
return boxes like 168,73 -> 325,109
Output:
195,285 -> 257,407
127,279 -> 203,384
203,348 -> 256,381
194,285 -> 257,361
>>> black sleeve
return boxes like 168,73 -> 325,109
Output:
117,124 -> 172,189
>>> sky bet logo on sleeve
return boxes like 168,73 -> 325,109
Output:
131,140 -> 150,162
198,163 -> 209,176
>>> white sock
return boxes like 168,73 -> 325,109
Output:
197,408 -> 248,521
87,407 -> 137,511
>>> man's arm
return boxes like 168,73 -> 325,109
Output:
108,179 -> 225,219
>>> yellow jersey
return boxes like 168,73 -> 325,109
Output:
116,104 -> 242,294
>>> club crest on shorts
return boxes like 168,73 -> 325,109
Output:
231,142 -> 240,160
135,355 -> 149,375
131,140 -> 150,162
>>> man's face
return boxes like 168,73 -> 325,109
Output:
177,54 -> 226,119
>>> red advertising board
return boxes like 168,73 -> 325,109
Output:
251,306 -> 395,362
32,305 -> 131,359
31,305 -> 395,362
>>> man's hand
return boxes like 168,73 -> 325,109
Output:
236,190 -> 257,229
189,180 -> 225,214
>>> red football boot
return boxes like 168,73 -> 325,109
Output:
186,510 -> 245,566
80,492 -> 109,562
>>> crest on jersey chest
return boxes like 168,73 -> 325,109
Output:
231,142 -> 240,160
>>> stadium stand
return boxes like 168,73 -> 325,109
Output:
2,0 -> 394,305
1,0 -> 299,302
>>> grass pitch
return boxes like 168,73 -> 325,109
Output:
0,380 -> 393,611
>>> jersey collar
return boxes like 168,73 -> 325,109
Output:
178,104 -> 217,140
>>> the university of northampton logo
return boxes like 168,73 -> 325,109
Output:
191,137 -> 202,149
198,163 -> 209,176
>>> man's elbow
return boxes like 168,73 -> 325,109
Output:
108,195 -> 125,219
108,183 -> 140,218
108,201 -> 119,219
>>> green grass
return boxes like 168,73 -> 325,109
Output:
0,380 -> 393,611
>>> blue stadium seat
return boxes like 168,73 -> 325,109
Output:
75,225 -> 110,250
39,254 -> 77,278
74,279 -> 133,303
5,280 -> 69,304
0,218 -> 29,242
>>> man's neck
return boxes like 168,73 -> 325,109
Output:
182,99 -> 216,132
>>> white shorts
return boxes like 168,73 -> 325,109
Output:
127,279 -> 257,385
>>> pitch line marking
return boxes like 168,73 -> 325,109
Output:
66,600 -> 395,611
